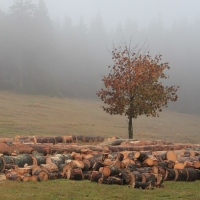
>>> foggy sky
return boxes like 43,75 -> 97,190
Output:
0,0 -> 199,30
0,0 -> 200,115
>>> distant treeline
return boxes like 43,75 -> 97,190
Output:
0,0 -> 199,115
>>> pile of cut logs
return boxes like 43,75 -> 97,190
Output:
0,136 -> 200,189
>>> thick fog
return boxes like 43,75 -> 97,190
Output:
0,0 -> 200,115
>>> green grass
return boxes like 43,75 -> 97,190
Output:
0,180 -> 200,200
0,91 -> 200,199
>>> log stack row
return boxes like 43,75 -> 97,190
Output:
0,145 -> 200,189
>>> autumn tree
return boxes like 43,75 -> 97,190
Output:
97,45 -> 179,139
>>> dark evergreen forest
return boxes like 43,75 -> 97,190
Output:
0,0 -> 199,115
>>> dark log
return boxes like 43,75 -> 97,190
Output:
134,151 -> 148,162
31,155 -> 46,166
0,155 -> 5,172
5,154 -> 33,168
36,136 -> 63,144
92,161 -> 104,171
136,167 -> 153,174
142,173 -> 156,186
186,168 -> 197,181
49,172 -> 62,180
99,176 -> 123,185
102,165 -> 119,177
132,182 -> 152,189
90,171 -> 102,182
118,169 -> 131,184
175,169 -> 188,181
164,169 -> 178,181
126,163 -> 137,172
67,168 -> 83,180
83,171 -> 92,180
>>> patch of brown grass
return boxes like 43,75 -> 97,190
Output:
0,91 -> 199,143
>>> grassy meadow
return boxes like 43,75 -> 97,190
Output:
0,91 -> 200,200
0,91 -> 199,143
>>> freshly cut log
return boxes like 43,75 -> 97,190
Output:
103,158 -> 114,166
164,169 -> 178,181
134,152 -> 148,162
15,167 -> 32,175
98,176 -> 123,185
174,169 -> 188,181
193,161 -> 200,169
62,136 -> 74,143
0,138 -> 13,144
143,158 -> 154,167
70,160 -> 84,169
6,172 -> 21,181
30,175 -> 39,181
113,160 -> 124,169
67,168 -> 83,180
40,163 -> 58,173
21,174 -> 31,182
71,152 -> 82,161
90,171 -> 102,182
0,143 -> 33,155
102,165 -> 119,177
0,155 -> 5,172
33,170 -> 49,181
186,168 -> 197,181
174,162 -> 185,169
132,181 -> 152,189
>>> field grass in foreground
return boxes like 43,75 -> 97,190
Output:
0,179 -> 200,200
0,91 -> 199,143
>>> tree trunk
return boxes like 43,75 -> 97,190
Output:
128,116 -> 133,139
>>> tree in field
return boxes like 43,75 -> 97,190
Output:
97,44 -> 179,139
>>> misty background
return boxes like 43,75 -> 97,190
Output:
0,0 -> 200,115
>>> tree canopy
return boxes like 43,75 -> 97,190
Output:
97,45 -> 179,138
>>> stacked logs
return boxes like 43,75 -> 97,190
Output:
0,138 -> 199,189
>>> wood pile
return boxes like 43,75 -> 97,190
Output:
0,137 -> 200,189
